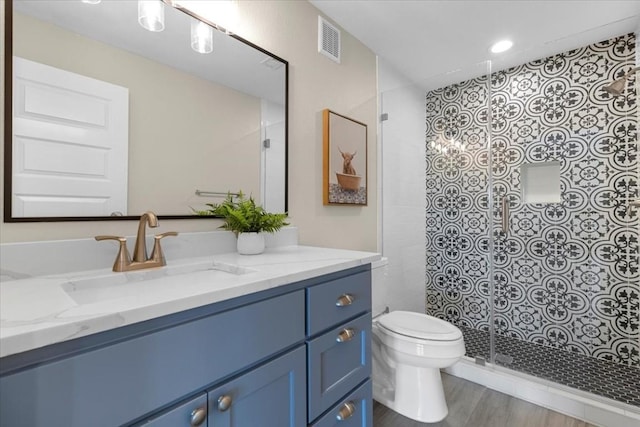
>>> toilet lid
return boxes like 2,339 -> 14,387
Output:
378,311 -> 462,341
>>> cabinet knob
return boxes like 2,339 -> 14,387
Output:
336,401 -> 356,421
336,327 -> 356,343
190,407 -> 207,426
336,293 -> 354,307
217,394 -> 233,412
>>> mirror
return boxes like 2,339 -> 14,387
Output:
4,0 -> 287,221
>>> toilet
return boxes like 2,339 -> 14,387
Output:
371,259 -> 465,423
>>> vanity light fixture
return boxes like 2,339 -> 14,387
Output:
191,20 -> 214,54
490,39 -> 513,54
138,0 -> 165,32
81,0 -> 101,4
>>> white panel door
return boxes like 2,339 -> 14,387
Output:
12,56 -> 129,217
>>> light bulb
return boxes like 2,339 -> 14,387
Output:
490,40 -> 513,54
138,0 -> 165,32
191,20 -> 214,54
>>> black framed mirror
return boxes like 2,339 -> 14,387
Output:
3,0 -> 288,222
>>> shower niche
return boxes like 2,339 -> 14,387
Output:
520,161 -> 561,204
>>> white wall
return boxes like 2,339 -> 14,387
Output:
1,1 -> 378,251
378,58 -> 426,313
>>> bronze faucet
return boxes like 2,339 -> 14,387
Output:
96,211 -> 178,272
133,211 -> 158,262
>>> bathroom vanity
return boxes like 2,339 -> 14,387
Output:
0,240 -> 378,426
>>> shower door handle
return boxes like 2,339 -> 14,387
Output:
501,196 -> 509,234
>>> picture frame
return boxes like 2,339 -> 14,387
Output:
322,109 -> 368,206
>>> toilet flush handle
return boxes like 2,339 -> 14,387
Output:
336,293 -> 355,307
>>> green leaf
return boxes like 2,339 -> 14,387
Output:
210,191 -> 289,234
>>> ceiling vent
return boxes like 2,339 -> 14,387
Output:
318,16 -> 341,64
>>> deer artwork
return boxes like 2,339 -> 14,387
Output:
339,147 -> 357,176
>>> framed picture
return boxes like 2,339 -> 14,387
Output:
323,109 -> 368,206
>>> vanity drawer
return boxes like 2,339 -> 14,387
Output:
306,270 -> 371,336
310,379 -> 372,427
0,290 -> 305,427
307,313 -> 371,422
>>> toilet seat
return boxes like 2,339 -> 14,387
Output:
378,311 -> 462,341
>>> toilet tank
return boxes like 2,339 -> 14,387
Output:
371,257 -> 389,316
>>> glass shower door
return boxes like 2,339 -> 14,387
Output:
393,26 -> 638,408
488,31 -> 639,399
422,60 -> 495,362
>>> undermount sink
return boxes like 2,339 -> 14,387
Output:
61,260 -> 257,305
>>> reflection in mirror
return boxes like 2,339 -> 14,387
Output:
5,0 -> 287,221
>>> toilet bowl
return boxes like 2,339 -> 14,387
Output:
370,260 -> 465,423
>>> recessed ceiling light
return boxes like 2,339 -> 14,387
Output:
490,40 -> 513,54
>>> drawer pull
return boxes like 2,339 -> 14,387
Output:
217,395 -> 233,412
336,401 -> 356,421
190,407 -> 207,426
336,327 -> 356,343
336,293 -> 355,307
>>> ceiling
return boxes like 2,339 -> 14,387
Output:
310,0 -> 640,90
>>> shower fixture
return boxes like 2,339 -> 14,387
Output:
603,66 -> 640,96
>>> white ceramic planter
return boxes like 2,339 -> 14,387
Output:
236,232 -> 265,255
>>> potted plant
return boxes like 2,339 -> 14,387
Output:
195,192 -> 289,255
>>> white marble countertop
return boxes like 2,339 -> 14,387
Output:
0,245 -> 380,358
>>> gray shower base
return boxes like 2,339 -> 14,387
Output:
460,326 -> 640,408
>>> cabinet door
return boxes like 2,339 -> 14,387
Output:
141,394 -> 207,427
307,313 -> 371,421
208,346 -> 306,427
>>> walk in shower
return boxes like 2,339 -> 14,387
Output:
380,26 -> 639,410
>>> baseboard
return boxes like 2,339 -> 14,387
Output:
444,357 -> 640,427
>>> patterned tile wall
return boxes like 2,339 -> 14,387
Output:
425,33 -> 639,367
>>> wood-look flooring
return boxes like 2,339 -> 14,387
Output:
373,373 -> 597,427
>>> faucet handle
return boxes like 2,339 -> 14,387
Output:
150,232 -> 178,265
95,235 -> 132,272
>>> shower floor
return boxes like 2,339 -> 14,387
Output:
460,326 -> 640,408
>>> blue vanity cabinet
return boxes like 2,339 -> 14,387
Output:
306,269 -> 373,426
0,263 -> 374,427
